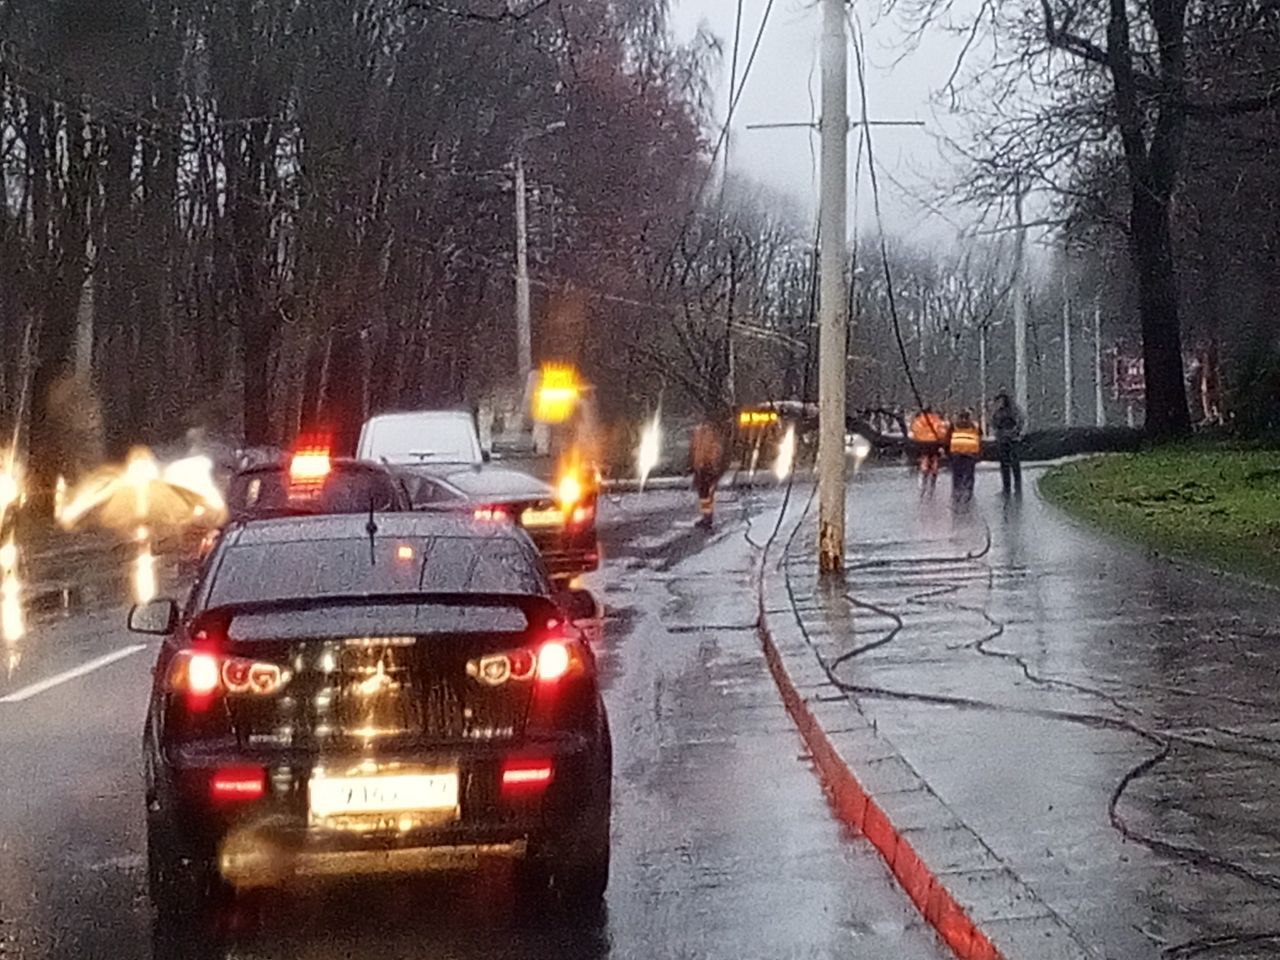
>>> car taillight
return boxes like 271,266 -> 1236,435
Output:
569,501 -> 595,527
473,505 -> 511,522
210,766 -> 267,803
467,635 -> 584,687
536,640 -> 572,681
501,759 -> 554,796
556,471 -> 583,511
167,650 -> 286,700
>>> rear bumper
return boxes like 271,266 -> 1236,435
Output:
541,546 -> 599,580
220,837 -> 528,888
155,736 -> 608,887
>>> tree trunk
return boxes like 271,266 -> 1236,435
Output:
1129,185 -> 1191,439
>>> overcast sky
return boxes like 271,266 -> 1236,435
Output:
671,0 -> 970,246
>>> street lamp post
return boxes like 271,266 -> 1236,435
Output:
514,153 -> 533,382
513,120 -> 567,385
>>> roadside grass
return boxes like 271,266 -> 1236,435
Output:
1039,445 -> 1280,586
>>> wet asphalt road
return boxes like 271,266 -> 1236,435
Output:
0,488 -> 948,960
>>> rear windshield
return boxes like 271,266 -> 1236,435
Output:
228,468 -> 401,518
206,535 -> 545,607
227,604 -> 529,640
363,417 -> 479,465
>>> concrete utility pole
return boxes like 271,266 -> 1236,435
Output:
817,0 -> 849,576
1094,298 -> 1106,427
978,323 -> 988,435
514,153 -> 533,382
1062,282 -> 1073,427
1013,184 -> 1029,421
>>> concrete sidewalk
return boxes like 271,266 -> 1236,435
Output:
762,466 -> 1280,960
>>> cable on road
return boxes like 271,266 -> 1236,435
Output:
772,480 -> 1280,907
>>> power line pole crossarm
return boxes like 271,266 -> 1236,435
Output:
817,0 -> 849,576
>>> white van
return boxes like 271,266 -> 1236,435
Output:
356,411 -> 486,468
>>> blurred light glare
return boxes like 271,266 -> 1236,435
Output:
133,526 -> 157,604
637,414 -> 662,490
533,364 -> 582,424
1,537 -> 23,644
850,434 -> 873,473
774,425 -> 796,482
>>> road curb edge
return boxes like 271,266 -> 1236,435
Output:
755,562 -> 1003,960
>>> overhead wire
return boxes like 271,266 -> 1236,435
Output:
846,9 -> 928,416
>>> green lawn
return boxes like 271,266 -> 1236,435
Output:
1039,447 -> 1280,585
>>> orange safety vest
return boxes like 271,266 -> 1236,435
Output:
949,423 -> 982,456
910,412 -> 948,443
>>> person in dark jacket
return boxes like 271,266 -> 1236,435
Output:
990,391 -> 1025,497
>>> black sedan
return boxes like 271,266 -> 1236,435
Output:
133,512 -> 611,935
398,466 -> 599,584
182,451 -> 414,573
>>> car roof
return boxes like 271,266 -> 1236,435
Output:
362,410 -> 473,426
225,511 -> 524,547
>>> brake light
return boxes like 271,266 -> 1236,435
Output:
466,636 -> 583,687
473,505 -> 511,522
536,640 -> 572,681
186,652 -> 221,696
167,650 -> 285,699
211,766 -> 267,803
502,759 -> 554,795
289,436 -> 332,484
569,502 -> 595,527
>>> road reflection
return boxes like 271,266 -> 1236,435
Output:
153,872 -> 612,960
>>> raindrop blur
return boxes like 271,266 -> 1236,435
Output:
774,425 -> 796,481
849,433 -> 873,473
1,537 -> 23,644
637,413 -> 662,490
133,526 -> 157,605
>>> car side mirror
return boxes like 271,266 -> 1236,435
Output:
128,599 -> 179,636
560,589 -> 600,644
560,589 -> 596,622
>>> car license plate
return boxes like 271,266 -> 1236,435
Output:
521,507 -> 563,529
309,770 -> 459,822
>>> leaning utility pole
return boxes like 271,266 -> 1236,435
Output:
817,0 -> 849,575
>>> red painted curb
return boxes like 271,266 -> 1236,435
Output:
757,575 -> 1005,960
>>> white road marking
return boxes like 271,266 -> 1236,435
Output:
0,644 -> 147,704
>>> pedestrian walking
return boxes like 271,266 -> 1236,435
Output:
990,390 -> 1025,497
909,407 -> 949,499
690,421 -> 725,530
948,410 -> 981,504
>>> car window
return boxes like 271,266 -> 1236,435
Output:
405,476 -> 461,506
363,417 -> 478,465
205,535 -> 545,607
227,468 -> 400,518
226,604 -> 529,640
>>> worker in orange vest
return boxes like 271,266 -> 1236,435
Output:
690,421 -> 726,530
947,410 -> 982,504
909,407 -> 949,498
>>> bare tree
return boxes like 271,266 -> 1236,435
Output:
892,0 -> 1280,438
